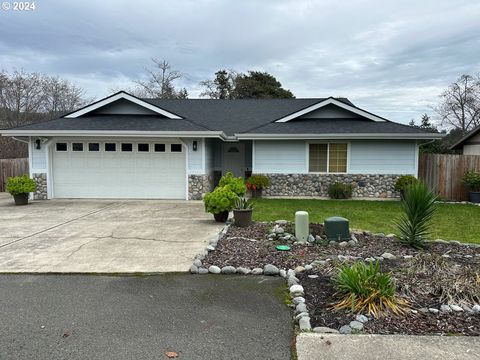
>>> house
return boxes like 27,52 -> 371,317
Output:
450,125 -> 480,155
0,91 -> 442,200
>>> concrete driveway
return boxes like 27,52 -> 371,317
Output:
0,193 -> 222,273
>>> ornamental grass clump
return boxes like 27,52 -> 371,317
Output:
334,261 -> 409,318
395,181 -> 437,249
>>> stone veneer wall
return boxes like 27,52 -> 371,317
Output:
188,174 -> 213,200
32,173 -> 48,200
262,174 -> 402,198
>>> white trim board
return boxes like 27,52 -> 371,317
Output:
274,98 -> 388,123
64,91 -> 183,119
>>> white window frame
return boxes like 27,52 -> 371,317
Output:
136,142 -> 151,153
170,143 -> 183,153
153,143 -> 166,153
71,142 -> 85,152
104,142 -> 118,152
306,141 -> 350,174
87,142 -> 101,152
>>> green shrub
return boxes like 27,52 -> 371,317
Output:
246,174 -> 271,190
203,186 -> 238,214
334,261 -> 408,318
394,175 -> 418,192
328,182 -> 353,199
462,170 -> 480,192
5,175 -> 37,195
218,172 -> 246,196
234,196 -> 253,210
396,181 -> 437,249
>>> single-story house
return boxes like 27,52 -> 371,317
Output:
1,91 -> 442,200
450,125 -> 480,155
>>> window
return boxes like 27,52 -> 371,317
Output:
138,143 -> 149,152
154,144 -> 165,152
72,143 -> 84,152
105,143 -> 116,152
56,143 -> 67,151
121,143 -> 133,152
171,144 -> 182,152
328,143 -> 348,173
88,143 -> 100,152
308,143 -> 347,173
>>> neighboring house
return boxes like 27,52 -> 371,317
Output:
450,125 -> 480,155
0,91 -> 442,200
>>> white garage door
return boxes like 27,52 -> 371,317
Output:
51,140 -> 186,199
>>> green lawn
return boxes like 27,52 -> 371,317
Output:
251,199 -> 480,244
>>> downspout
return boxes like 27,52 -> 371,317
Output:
11,136 -> 29,144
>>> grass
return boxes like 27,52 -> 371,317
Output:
251,199 -> 480,244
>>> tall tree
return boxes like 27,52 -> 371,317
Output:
434,74 -> 480,132
133,59 -> 188,99
200,70 -> 294,99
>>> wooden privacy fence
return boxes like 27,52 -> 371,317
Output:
0,158 -> 29,192
418,153 -> 480,201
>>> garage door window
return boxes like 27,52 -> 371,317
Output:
88,143 -> 100,152
171,144 -> 182,152
154,144 -> 165,152
72,143 -> 84,152
56,143 -> 67,151
138,143 -> 149,152
121,143 -> 133,152
105,143 -> 116,152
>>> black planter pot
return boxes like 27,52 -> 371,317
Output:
13,193 -> 29,206
251,188 -> 263,198
213,211 -> 229,223
469,191 -> 480,203
233,209 -> 253,227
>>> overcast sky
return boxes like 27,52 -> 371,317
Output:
1,0 -> 479,124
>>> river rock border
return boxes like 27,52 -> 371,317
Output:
189,223 -> 480,333
32,173 -> 48,200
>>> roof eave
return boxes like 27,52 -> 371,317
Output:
235,133 -> 445,140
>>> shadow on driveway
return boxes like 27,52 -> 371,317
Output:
0,274 -> 292,360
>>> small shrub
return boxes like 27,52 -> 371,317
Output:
234,196 -> 253,210
6,175 -> 37,195
246,174 -> 271,190
328,182 -> 353,199
394,175 -> 418,192
462,170 -> 480,192
203,186 -> 238,214
396,181 -> 437,249
334,261 -> 409,318
218,172 -> 246,196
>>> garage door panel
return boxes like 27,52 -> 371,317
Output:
52,140 -> 186,199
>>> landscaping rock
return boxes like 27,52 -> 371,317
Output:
381,252 -> 396,260
295,312 -> 310,321
288,276 -> 299,286
450,304 -> 463,312
206,245 -> 216,251
339,325 -> 352,334
403,255 -> 413,259
440,304 -> 452,312
348,240 -> 356,246
312,260 -> 327,266
308,274 -> 319,279
275,220 -> 288,225
279,269 -> 287,278
221,266 -> 236,274
365,257 -> 375,262
308,234 -> 315,243
189,265 -> 198,274
338,255 -> 350,261
299,317 -> 311,331
294,266 -> 305,274
195,253 -> 205,261
293,297 -> 305,305
273,226 -> 285,234
251,268 -> 263,275
355,314 -> 369,323
349,321 -> 364,331
264,264 -> 280,276
304,264 -> 313,271
329,241 -> 337,246
315,235 -> 322,242
313,327 -> 340,334
289,284 -> 304,297
287,269 -> 296,277
198,267 -> 209,275
266,234 -> 276,241
236,267 -> 251,275
386,234 -> 396,238
193,259 -> 203,267
472,305 -> 480,314
296,303 -> 308,314
338,241 -> 349,247
350,234 -> 358,242
428,308 -> 439,314
208,265 -> 221,274
434,239 -> 449,244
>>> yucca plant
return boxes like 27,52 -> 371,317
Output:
334,261 -> 409,318
395,181 -> 437,249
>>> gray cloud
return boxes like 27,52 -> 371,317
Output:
0,0 -> 479,124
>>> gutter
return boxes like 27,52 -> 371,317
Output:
234,133 -> 445,140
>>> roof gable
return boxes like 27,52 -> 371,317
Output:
63,91 -> 183,119
274,97 -> 387,123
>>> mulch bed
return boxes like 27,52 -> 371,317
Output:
202,221 -> 480,336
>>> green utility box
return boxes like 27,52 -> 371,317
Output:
324,216 -> 350,241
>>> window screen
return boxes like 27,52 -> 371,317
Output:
308,144 -> 328,172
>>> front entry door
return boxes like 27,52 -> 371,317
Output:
222,143 -> 245,178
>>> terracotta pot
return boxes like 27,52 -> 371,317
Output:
233,209 -> 253,227
213,211 -> 229,223
13,193 -> 29,206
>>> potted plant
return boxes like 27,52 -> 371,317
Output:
5,175 -> 37,206
203,185 -> 238,222
233,197 -> 253,227
462,170 -> 480,203
394,175 -> 418,199
246,174 -> 271,198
